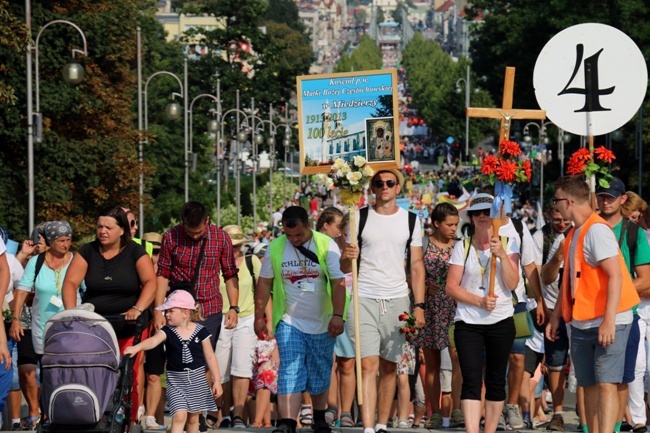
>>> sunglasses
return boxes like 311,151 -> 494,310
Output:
469,209 -> 491,217
129,219 -> 138,228
372,180 -> 397,188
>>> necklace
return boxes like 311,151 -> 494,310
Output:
46,252 -> 68,295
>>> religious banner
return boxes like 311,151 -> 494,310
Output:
296,69 -> 400,174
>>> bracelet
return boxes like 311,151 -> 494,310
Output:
333,313 -> 343,318
131,305 -> 143,314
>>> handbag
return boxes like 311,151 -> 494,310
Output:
512,293 -> 534,339
169,237 -> 207,300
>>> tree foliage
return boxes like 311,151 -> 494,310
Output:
401,33 -> 495,146
334,34 -> 382,73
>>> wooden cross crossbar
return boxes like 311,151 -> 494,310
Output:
467,67 -> 546,141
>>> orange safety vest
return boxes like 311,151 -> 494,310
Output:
561,212 -> 639,322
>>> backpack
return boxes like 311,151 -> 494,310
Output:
245,254 -> 256,292
357,206 -> 417,270
540,223 -> 556,265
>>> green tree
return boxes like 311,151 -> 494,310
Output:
334,34 -> 382,72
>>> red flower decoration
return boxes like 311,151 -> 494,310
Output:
481,154 -> 499,175
495,159 -> 518,183
566,148 -> 592,175
500,140 -> 522,158
594,146 -> 616,163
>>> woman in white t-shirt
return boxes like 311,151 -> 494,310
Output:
445,193 -> 520,433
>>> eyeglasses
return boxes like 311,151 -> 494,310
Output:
129,219 -> 138,228
469,209 -> 491,217
372,180 -> 397,188
551,197 -> 569,205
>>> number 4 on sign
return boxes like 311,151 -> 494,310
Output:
467,67 -> 546,141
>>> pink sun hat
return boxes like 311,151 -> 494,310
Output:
156,290 -> 197,311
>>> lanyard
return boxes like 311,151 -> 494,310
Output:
472,242 -> 490,290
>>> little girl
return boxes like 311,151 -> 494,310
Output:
124,290 -> 223,433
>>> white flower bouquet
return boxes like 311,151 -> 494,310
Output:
317,156 -> 374,206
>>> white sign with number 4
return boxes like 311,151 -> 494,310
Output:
534,23 -> 647,137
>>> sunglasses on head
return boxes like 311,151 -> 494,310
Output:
372,180 -> 397,188
129,219 -> 138,228
469,209 -> 491,217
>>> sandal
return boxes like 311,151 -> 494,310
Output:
205,414 -> 219,429
451,409 -> 465,428
340,412 -> 355,427
325,407 -> 338,426
299,405 -> 313,426
232,416 -> 247,429
424,413 -> 443,429
22,416 -> 41,430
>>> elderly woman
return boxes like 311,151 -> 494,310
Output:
445,193 -> 520,433
62,206 -> 156,416
9,221 -> 80,429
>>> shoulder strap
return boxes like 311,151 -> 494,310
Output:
357,207 -> 369,249
34,252 -> 46,280
511,218 -> 524,248
623,219 -> 639,271
405,211 -> 417,272
190,237 -> 207,288
245,254 -> 256,292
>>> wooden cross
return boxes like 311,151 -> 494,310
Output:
467,67 -> 546,141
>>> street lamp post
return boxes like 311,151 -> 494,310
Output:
455,64 -> 470,159
221,90 -> 249,227
140,40 -> 187,233
27,15 -> 88,233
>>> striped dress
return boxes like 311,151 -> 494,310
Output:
161,324 -> 218,415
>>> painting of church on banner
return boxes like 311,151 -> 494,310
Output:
296,69 -> 400,174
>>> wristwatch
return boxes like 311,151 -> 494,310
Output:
229,305 -> 240,314
414,303 -> 426,310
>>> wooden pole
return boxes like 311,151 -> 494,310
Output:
488,204 -> 504,297
348,205 -> 363,405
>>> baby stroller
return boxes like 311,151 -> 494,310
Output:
38,309 -> 145,433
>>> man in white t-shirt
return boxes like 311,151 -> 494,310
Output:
344,169 -> 425,433
536,208 -> 572,431
254,206 -> 348,433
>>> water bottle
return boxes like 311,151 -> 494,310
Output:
115,406 -> 125,424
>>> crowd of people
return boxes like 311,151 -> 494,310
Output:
2,170 -> 650,433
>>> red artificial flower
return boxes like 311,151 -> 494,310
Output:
495,160 -> 518,183
398,313 -> 409,321
566,149 -> 592,175
409,327 -> 416,333
400,328 -> 408,334
522,160 -> 532,181
481,154 -> 499,175
594,146 -> 616,163
500,140 -> 522,158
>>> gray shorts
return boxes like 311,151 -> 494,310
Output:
570,323 -> 631,387
346,295 -> 410,363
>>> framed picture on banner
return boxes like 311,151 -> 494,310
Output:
296,69 -> 400,174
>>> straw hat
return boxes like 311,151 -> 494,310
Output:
372,168 -> 405,188
223,225 -> 250,246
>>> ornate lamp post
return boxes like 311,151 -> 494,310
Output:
221,90 -> 248,226
139,28 -> 187,233
27,15 -> 89,233
455,64 -> 471,159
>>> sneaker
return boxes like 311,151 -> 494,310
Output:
547,413 -> 565,431
397,419 -> 410,429
497,415 -> 507,431
376,429 -> 391,433
219,418 -> 232,428
199,414 -> 208,433
11,422 -> 22,431
504,404 -> 524,430
312,420 -> 332,433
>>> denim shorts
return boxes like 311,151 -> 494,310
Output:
570,323 -> 631,387
510,337 -> 526,355
275,320 -> 335,395
622,314 -> 640,383
544,317 -> 569,370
